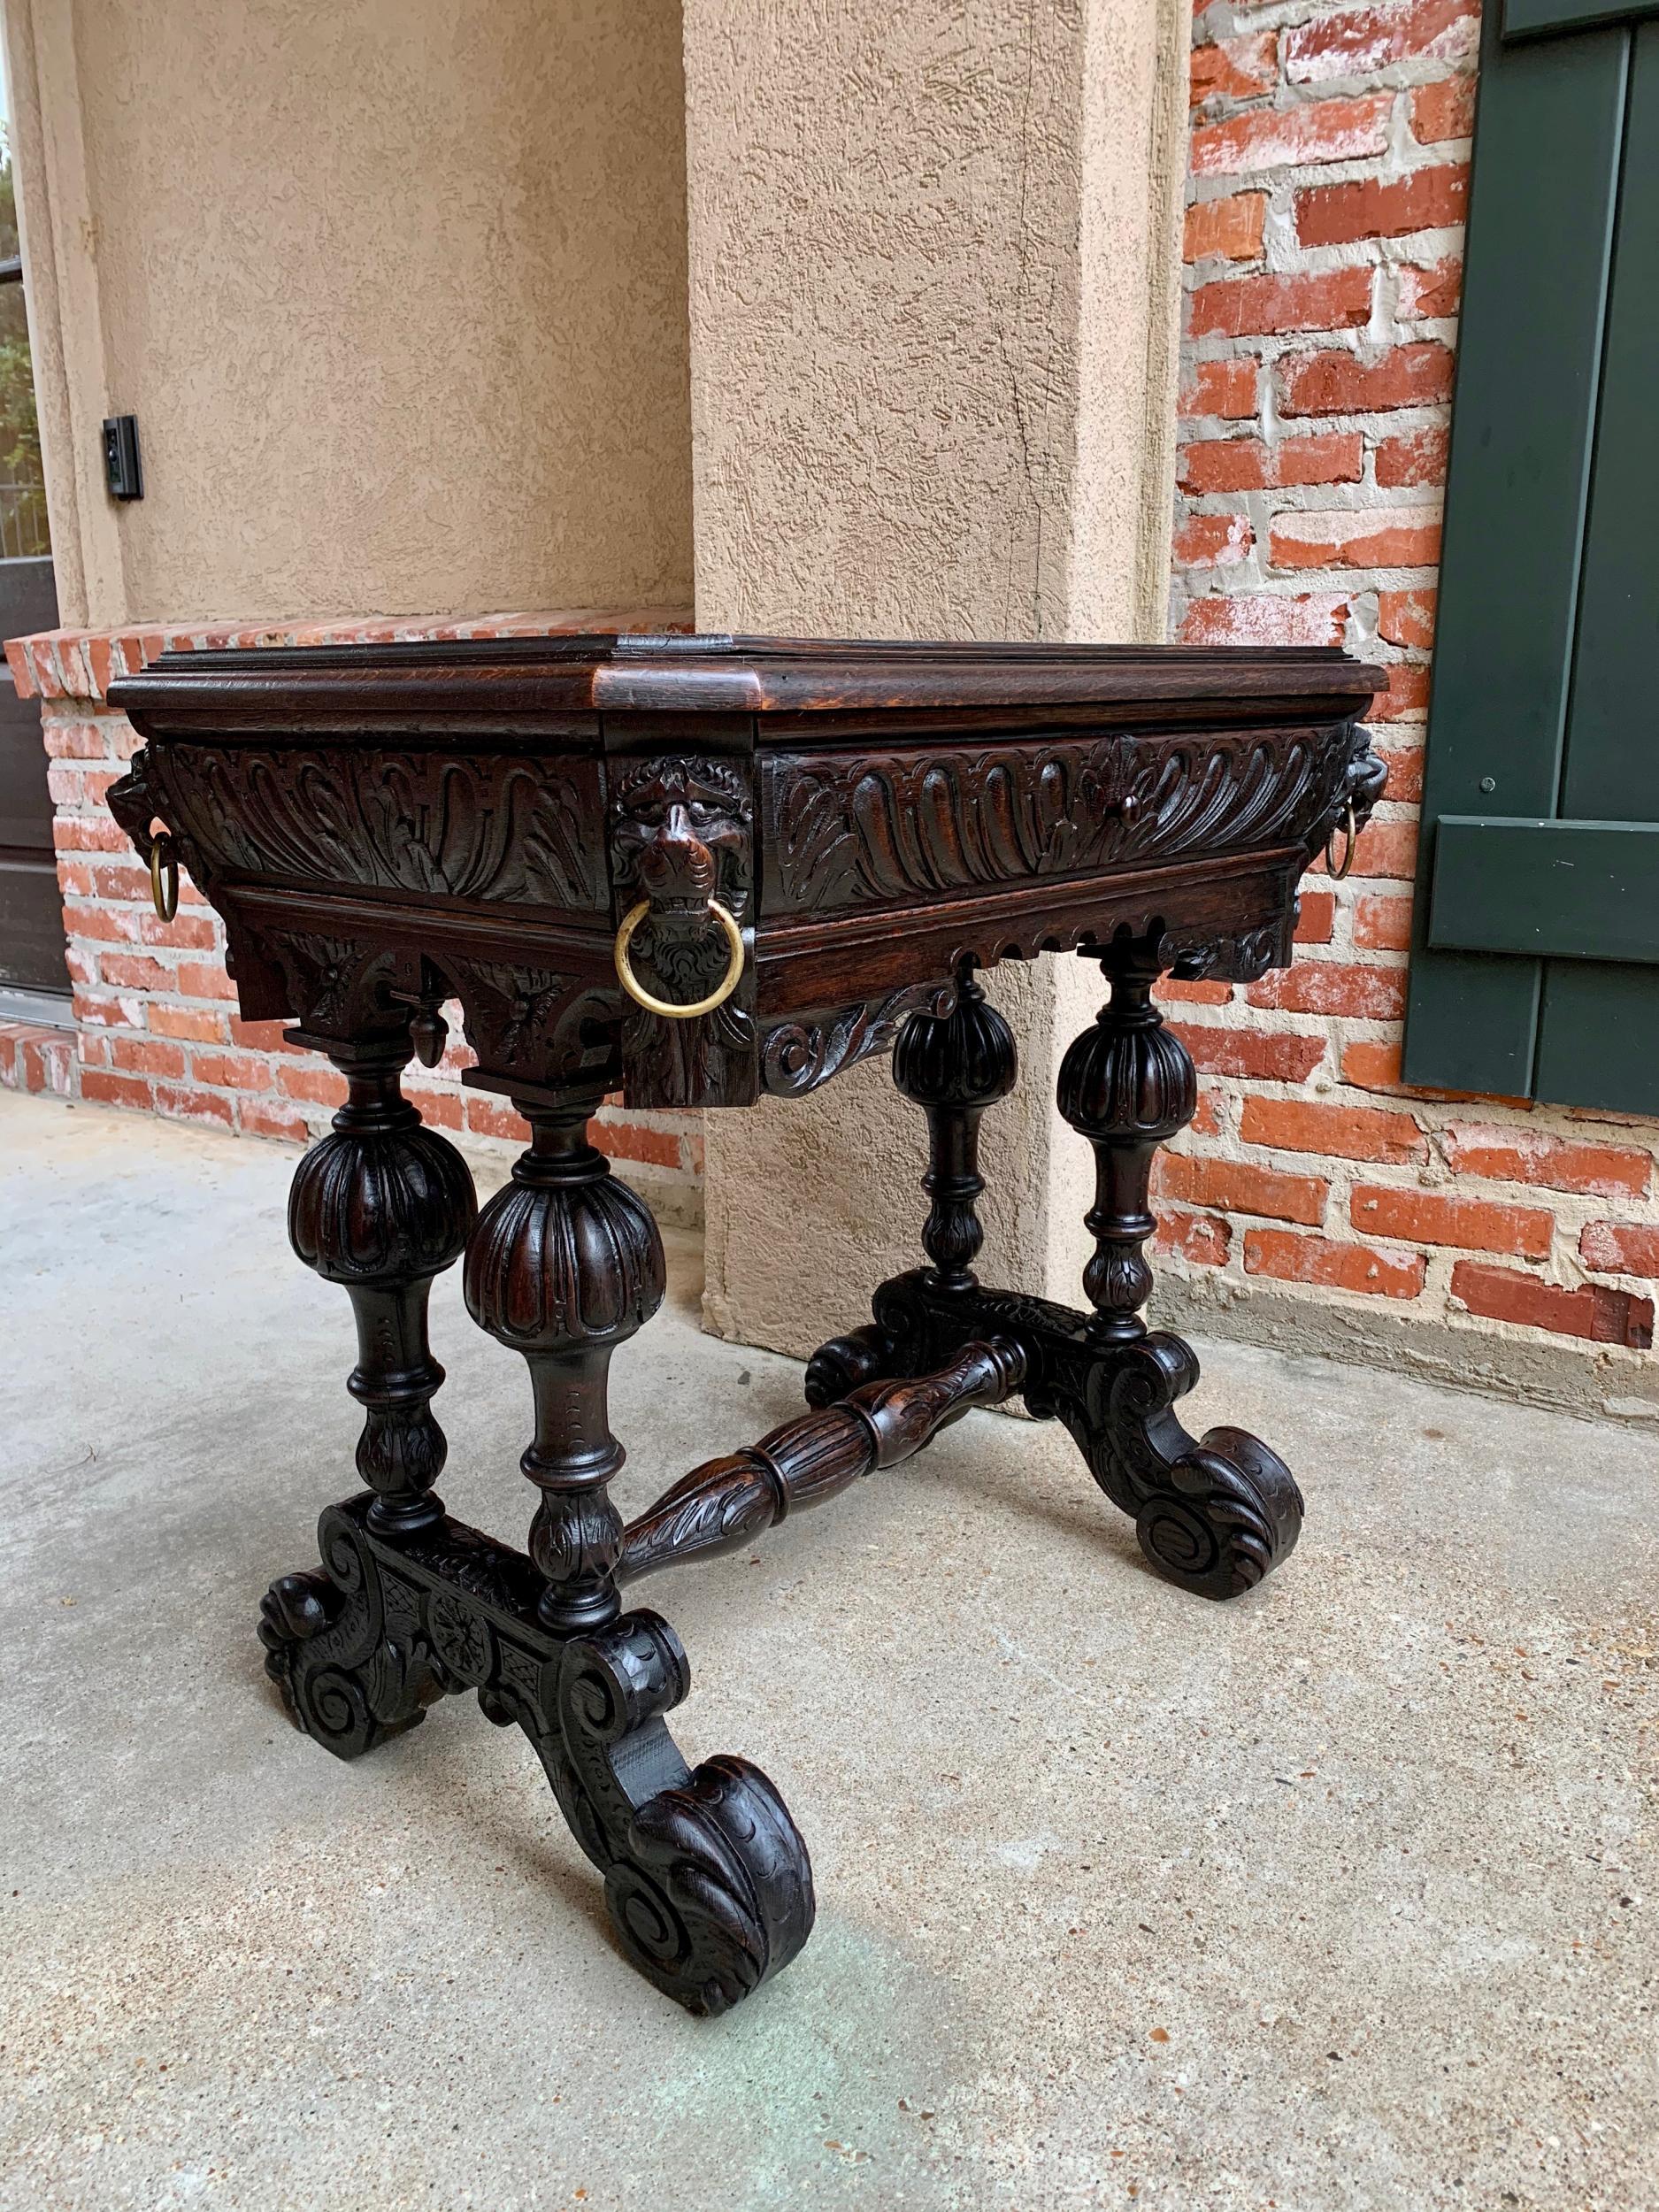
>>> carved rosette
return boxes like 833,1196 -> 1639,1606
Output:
464,1102 -> 666,1633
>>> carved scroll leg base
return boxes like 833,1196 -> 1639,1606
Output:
533,1611 -> 814,2017
809,1277 -> 1302,1602
257,1498 -> 812,2015
1051,944 -> 1304,1601
1075,1332 -> 1304,1601
257,1505 -> 442,1760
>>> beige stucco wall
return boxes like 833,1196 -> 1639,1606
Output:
4,0 -> 693,627
686,0 -> 1190,1357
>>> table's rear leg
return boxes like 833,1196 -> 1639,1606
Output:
257,1039 -> 477,1753
810,947 -> 1302,1601
806,966 -> 1016,1404
1056,942 -> 1303,1598
463,1089 -> 814,2014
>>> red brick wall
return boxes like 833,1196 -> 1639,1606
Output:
2,613 -> 703,1217
1167,0 -> 1659,1362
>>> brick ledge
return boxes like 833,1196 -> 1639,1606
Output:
4,605 -> 694,703
0,1019 -> 76,1099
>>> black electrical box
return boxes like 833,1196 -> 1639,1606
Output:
102,415 -> 142,500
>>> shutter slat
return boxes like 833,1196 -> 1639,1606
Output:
1429,817 -> 1659,962
1402,12 -> 1630,1097
1505,0 -> 1659,40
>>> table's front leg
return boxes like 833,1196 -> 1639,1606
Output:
462,1091 -> 815,2015
257,1039 -> 477,1751
462,1093 -> 660,1638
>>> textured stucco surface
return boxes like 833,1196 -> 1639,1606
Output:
4,1088 -> 1657,2210
687,0 -> 1189,1358
4,0 -> 694,626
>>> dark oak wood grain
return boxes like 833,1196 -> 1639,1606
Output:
110,631 -> 1383,2015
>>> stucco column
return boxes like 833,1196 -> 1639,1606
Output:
4,0 -> 693,628
684,0 -> 1192,1354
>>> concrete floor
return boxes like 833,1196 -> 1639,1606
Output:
1,1090 -> 1655,2212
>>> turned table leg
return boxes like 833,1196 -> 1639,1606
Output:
811,943 -> 1303,1600
252,1071 -> 815,2015
895,969 -> 1018,1296
1054,941 -> 1304,1596
462,1092 -> 662,1635
806,967 -> 1017,1404
460,1089 -> 816,2013
257,1039 -> 478,1748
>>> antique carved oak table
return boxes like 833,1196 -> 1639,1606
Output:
107,634 -> 1384,2016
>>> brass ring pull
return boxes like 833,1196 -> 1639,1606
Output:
150,831 -> 180,921
613,896 -> 745,1020
1325,800 -> 1358,881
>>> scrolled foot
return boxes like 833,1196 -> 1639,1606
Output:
804,1322 -> 896,1408
1080,1334 -> 1303,1601
257,1506 -> 432,1758
257,1568 -> 340,1671
804,1275 -> 933,1407
611,1755 -> 815,2017
536,1610 -> 815,2016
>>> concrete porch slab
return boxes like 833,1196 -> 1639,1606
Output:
1,1090 -> 1655,2212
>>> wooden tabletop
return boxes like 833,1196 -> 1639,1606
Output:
111,634 -> 1385,733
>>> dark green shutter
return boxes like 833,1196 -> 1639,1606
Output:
1403,0 -> 1659,1112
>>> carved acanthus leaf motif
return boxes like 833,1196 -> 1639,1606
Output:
142,744 -> 606,910
759,980 -> 959,1096
765,723 -> 1372,917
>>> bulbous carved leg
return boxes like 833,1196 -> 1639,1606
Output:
259,1076 -> 814,2011
287,1041 -> 477,1539
261,1042 -> 474,1741
452,1092 -> 814,2008
1056,944 -> 1303,1598
807,969 -> 1016,1407
462,1092 -> 665,1636
895,970 -> 1018,1294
